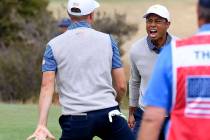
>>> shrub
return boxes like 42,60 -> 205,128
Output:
93,11 -> 138,56
0,0 -> 56,102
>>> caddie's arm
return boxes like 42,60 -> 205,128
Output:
112,68 -> 127,104
138,106 -> 166,140
27,71 -> 56,140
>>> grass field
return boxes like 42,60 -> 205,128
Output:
0,104 -> 61,140
0,104 -> 128,140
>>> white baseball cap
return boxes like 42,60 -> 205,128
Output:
143,4 -> 170,22
67,0 -> 100,16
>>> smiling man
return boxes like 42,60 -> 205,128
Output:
138,0 -> 210,140
128,4 -> 177,140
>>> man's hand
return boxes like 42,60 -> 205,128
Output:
128,114 -> 135,128
27,125 -> 55,140
128,106 -> 137,128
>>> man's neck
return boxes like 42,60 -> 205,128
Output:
151,34 -> 167,48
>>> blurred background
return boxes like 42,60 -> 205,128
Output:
0,0 -> 197,139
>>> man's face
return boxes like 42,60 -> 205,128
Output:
146,14 -> 170,41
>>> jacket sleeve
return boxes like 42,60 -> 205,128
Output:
129,49 -> 141,107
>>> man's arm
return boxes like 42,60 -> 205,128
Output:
128,49 -> 141,128
129,51 -> 141,107
109,35 -> 126,103
38,71 -> 55,126
138,106 -> 166,140
112,68 -> 127,103
27,71 -> 56,140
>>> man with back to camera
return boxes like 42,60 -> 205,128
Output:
27,0 -> 135,140
138,0 -> 210,140
128,4 -> 177,140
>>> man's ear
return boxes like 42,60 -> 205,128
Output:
88,12 -> 94,23
166,21 -> 171,29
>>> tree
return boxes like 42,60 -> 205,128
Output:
0,0 -> 56,102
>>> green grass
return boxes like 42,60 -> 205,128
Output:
0,104 -> 61,140
0,104 -> 128,140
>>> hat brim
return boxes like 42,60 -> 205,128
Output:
142,12 -> 170,22
143,12 -> 161,19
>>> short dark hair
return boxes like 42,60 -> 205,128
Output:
198,5 -> 210,23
